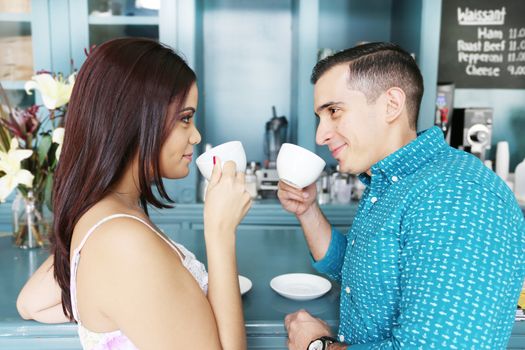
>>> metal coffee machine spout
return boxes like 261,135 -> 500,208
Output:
449,108 -> 493,162
264,106 -> 288,169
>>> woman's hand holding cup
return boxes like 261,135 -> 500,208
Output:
204,156 -> 252,240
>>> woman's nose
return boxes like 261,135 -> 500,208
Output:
190,125 -> 202,145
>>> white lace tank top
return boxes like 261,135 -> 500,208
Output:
70,214 -> 208,350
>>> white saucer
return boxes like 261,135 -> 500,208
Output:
239,275 -> 252,295
270,273 -> 331,301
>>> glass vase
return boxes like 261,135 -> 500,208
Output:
12,191 -> 49,249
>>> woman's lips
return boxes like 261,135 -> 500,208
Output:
183,153 -> 193,161
331,144 -> 346,158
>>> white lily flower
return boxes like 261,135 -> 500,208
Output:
52,127 -> 65,160
0,138 -> 34,202
24,73 -> 76,110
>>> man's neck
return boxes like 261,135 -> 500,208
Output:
365,127 -> 417,176
383,126 -> 417,158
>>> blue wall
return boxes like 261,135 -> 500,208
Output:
319,0 -> 392,51
390,0 -> 422,59
201,0 -> 293,165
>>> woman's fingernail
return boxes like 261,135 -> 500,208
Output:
303,192 -> 309,198
213,156 -> 216,165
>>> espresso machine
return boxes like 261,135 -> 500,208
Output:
256,106 -> 288,198
449,108 -> 493,161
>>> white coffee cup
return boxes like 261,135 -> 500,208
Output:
276,143 -> 326,189
196,141 -> 247,180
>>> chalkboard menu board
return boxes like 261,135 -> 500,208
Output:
438,0 -> 525,89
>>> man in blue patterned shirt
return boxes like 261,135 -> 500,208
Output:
278,42 -> 525,349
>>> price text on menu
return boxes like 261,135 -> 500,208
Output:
438,0 -> 525,89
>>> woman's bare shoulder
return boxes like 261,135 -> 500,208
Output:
76,213 -> 182,284
71,197 -> 156,253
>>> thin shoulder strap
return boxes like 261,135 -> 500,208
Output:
70,214 -> 183,323
73,213 -> 181,259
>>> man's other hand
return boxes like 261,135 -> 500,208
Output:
284,309 -> 332,350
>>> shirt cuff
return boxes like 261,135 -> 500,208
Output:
311,227 -> 347,277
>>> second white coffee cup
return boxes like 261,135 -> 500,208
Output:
196,141 -> 247,180
276,143 -> 326,189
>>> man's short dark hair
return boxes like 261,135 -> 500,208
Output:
311,42 -> 424,130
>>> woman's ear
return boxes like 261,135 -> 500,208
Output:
385,87 -> 406,124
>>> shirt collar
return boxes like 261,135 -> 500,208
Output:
358,126 -> 447,189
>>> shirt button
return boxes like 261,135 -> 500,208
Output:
391,175 -> 399,182
371,196 -> 378,204
339,335 -> 345,342
345,286 -> 351,294
351,239 -> 355,246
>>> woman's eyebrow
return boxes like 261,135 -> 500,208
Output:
178,107 -> 196,114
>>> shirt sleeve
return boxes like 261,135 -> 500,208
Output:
312,227 -> 348,282
346,180 -> 525,349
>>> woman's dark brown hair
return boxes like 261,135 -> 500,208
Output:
51,37 -> 196,320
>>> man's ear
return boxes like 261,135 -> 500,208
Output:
385,87 -> 406,123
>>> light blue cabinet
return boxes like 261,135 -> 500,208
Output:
0,0 -> 52,105
0,1 -> 55,203
68,0 -> 179,70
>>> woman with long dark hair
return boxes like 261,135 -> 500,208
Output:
16,37 -> 251,349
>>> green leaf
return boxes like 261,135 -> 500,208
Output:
0,122 -> 10,152
49,144 -> 58,169
38,134 -> 52,166
17,186 -> 29,198
44,174 -> 53,211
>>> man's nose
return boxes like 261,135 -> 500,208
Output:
315,118 -> 333,146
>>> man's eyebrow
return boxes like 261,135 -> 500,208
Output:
315,101 -> 343,116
